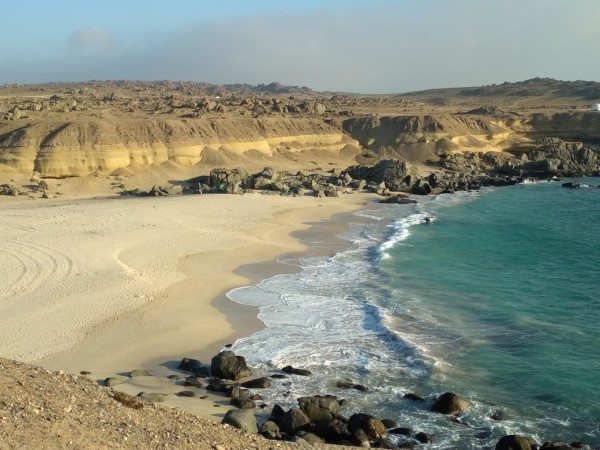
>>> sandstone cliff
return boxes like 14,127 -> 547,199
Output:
0,117 -> 354,177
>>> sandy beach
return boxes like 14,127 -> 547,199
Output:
0,188 -> 372,419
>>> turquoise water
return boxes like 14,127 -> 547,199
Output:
230,179 -> 600,449
382,179 -> 600,445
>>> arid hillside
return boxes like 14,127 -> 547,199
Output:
1,79 -> 599,179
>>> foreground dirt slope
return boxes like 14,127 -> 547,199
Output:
0,358 -> 349,450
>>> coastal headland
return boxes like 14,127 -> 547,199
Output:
1,78 -> 599,449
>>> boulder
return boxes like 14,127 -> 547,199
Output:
178,357 -> 206,376
280,407 -> 311,435
240,377 -> 272,389
230,397 -> 256,409
281,365 -> 311,376
294,431 -> 324,444
431,392 -> 471,415
211,351 -> 251,380
348,413 -> 388,441
260,420 -> 281,440
312,418 -> 350,442
183,376 -> 203,388
206,377 -> 236,392
415,432 -> 433,444
298,396 -> 341,423
495,434 -> 535,450
222,409 -> 258,434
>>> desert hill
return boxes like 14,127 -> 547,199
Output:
1,79 -> 599,180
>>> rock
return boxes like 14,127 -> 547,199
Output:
240,377 -> 271,389
178,357 -> 205,374
104,377 -> 125,387
184,376 -> 203,388
259,420 -> 281,439
129,369 -> 152,377
175,390 -> 196,397
495,435 -> 536,450
415,432 -> 433,443
270,404 -> 286,418
136,392 -> 167,403
281,365 -> 311,376
351,427 -> 371,448
431,392 -> 471,415
298,396 -> 340,423
372,439 -> 397,448
230,397 -> 256,409
280,407 -> 310,435
402,393 -> 425,402
562,181 -> 581,189
348,413 -> 388,440
490,409 -> 507,421
206,377 -> 235,392
540,442 -> 577,450
222,409 -> 258,434
389,427 -> 412,436
380,419 -> 397,429
379,195 -> 417,204
227,385 -> 248,399
294,431 -> 324,444
312,418 -> 350,442
210,351 -> 251,380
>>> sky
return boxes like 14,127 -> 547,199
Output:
1,0 -> 599,94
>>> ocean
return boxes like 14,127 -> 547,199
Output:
228,178 -> 600,449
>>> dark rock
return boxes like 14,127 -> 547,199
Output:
389,427 -> 412,436
298,396 -> 341,423
348,413 -> 388,440
381,418 -> 397,429
281,365 -> 311,376
175,390 -> 196,397
183,376 -> 203,388
562,181 -> 581,189
495,434 -> 536,450
260,420 -> 282,439
373,439 -> 398,448
415,432 -> 433,444
351,427 -> 371,447
230,397 -> 256,409
226,386 -> 248,399
379,195 -> 417,204
403,393 -> 425,402
240,377 -> 272,389
129,369 -> 152,377
250,393 -> 262,401
179,357 -> 202,372
431,392 -> 471,415
540,442 -> 577,450
270,404 -> 286,418
270,374 -> 287,379
222,409 -> 258,434
490,409 -> 507,421
206,377 -> 235,392
280,407 -> 310,435
312,418 -> 350,442
210,351 -> 251,380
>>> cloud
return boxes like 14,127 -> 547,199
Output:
1,1 -> 599,93
68,26 -> 116,51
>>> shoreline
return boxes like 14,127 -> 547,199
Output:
0,190 -> 375,420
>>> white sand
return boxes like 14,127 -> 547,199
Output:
0,190 -> 371,418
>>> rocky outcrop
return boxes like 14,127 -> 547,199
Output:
210,351 -> 251,381
431,392 -> 471,415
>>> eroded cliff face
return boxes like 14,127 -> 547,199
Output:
0,117 -> 354,177
342,112 -> 600,164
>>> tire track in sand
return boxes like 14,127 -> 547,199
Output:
0,239 -> 74,300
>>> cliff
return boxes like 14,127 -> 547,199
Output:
0,117 -> 354,177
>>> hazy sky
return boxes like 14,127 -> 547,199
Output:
2,0 -> 599,93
